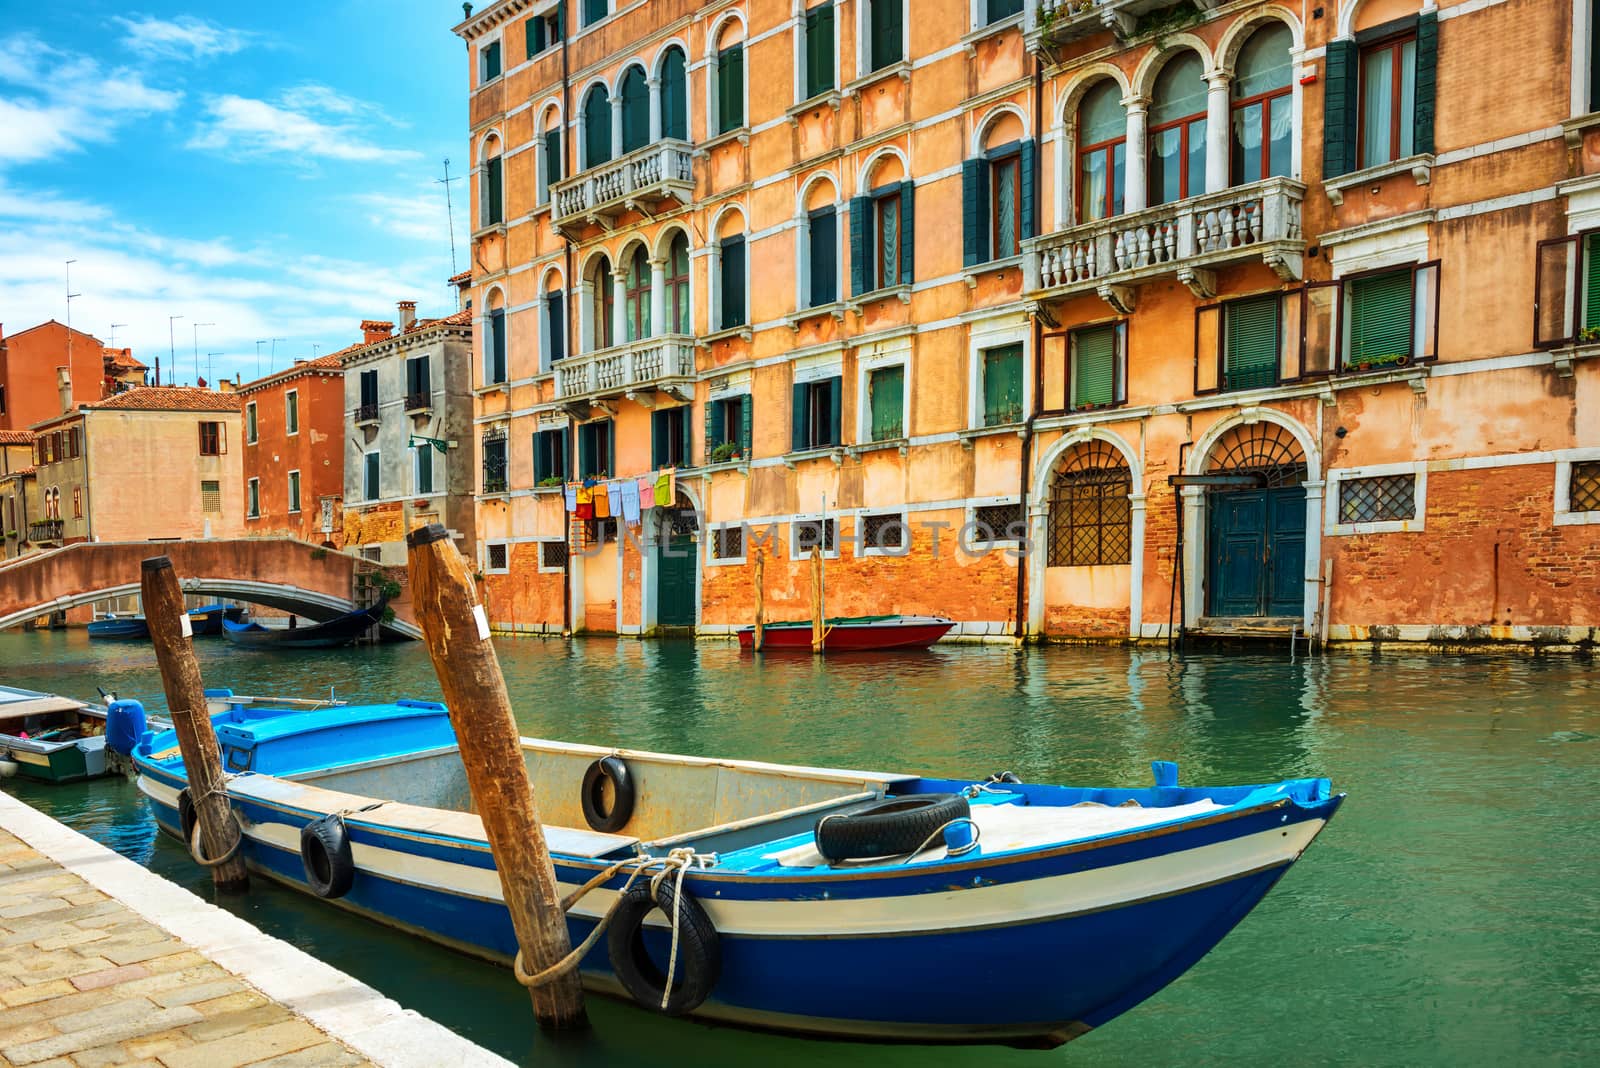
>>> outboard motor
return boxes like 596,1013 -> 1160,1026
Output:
105,700 -> 147,756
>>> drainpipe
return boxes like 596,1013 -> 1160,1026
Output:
559,2 -> 575,638
1014,54 -> 1046,642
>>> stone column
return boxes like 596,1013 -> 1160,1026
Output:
647,77 -> 662,142
1180,485 -> 1205,628
649,256 -> 667,337
1122,95 -> 1148,213
610,94 -> 624,161
1128,493 -> 1147,639
1300,480 -> 1325,631
533,134 -> 548,205
1205,69 -> 1231,195
577,279 -> 595,353
611,269 -> 628,346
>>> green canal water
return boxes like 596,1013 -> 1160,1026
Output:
2,629 -> 1597,1067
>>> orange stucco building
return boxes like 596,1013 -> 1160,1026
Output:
0,322 -> 116,433
455,0 -> 1600,648
238,355 -> 347,545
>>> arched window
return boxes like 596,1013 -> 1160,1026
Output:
544,273 -> 566,364
714,212 -> 747,330
620,67 -> 649,153
660,47 -> 687,140
1047,441 -> 1132,567
479,135 -> 504,226
1231,25 -> 1293,183
667,232 -> 691,334
801,178 -> 839,308
1077,82 -> 1125,223
713,22 -> 746,135
624,246 -> 652,341
538,106 -> 562,204
485,288 -> 507,385
588,255 -> 615,350
1148,53 -> 1207,205
583,84 -> 611,169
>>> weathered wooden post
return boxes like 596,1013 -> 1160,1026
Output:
406,523 -> 587,1030
810,545 -> 825,654
752,549 -> 765,652
140,556 -> 249,893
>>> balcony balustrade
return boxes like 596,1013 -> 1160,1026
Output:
551,140 -> 694,231
29,519 -> 63,542
1026,177 -> 1305,310
555,335 -> 696,406
1026,0 -> 1220,49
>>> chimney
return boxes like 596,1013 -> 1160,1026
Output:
361,319 -> 395,346
56,367 -> 72,415
398,301 -> 417,332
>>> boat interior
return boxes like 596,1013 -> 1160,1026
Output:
0,695 -> 103,749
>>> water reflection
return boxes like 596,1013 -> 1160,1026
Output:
2,629 -> 1597,1067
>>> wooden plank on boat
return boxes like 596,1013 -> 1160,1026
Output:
0,697 -> 86,717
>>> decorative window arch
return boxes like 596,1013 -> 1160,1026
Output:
655,44 -> 689,140
584,252 -> 616,351
857,0 -> 905,78
661,229 -> 692,334
484,285 -> 508,385
711,206 -> 749,332
796,0 -> 838,103
1047,439 -> 1133,567
709,15 -> 747,136
622,241 -> 653,341
539,265 -> 567,367
619,64 -> 650,153
969,107 -> 1031,263
580,81 -> 612,169
535,101 -> 563,204
1204,420 -> 1308,486
797,172 -> 841,309
1147,50 -> 1209,205
852,151 -> 912,295
1076,81 -> 1125,223
1230,23 -> 1294,184
478,131 -> 504,227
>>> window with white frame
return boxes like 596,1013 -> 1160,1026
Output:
712,20 -> 746,135
1301,261 -> 1440,375
486,541 -> 510,573
865,364 -> 905,441
790,517 -> 838,559
480,137 -> 504,227
363,451 -> 380,502
981,0 -> 1023,25
413,441 -> 437,495
980,343 -> 1024,427
710,524 -> 745,563
539,539 -> 568,572
859,510 -> 908,556
969,500 -> 1025,546
716,233 -> 747,330
863,0 -> 903,74
284,389 -> 299,436
800,2 -> 835,101
580,0 -> 608,29
245,401 -> 258,444
1557,457 -> 1600,525
1338,473 -> 1415,524
479,37 -> 502,83
246,478 -> 260,519
287,470 -> 301,513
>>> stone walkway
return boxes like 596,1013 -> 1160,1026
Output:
0,792 -> 510,1068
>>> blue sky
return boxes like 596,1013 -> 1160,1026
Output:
0,1 -> 470,386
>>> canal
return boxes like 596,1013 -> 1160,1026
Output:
2,629 -> 1596,1067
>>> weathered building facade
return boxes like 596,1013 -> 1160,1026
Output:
456,0 -> 1600,646
239,355 -> 347,545
0,430 -> 36,559
0,322 -> 116,433
340,297 -> 478,565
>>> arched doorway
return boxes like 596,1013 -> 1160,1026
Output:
655,490 -> 699,629
1202,421 -> 1307,617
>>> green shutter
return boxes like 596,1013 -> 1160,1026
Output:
539,432 -> 552,481
806,6 -> 834,98
1323,40 -> 1357,179
1224,296 -> 1280,390
661,48 -> 687,139
740,395 -> 753,457
526,16 -> 545,59
898,181 -> 915,287
962,158 -> 989,268
849,196 -> 870,297
584,87 -> 610,166
606,420 -> 615,475
486,157 -> 503,224
983,345 -> 1023,425
545,129 -> 562,185
706,399 -> 726,458
809,208 -> 836,305
483,41 -> 501,81
557,429 -> 567,479
1348,271 -> 1415,366
622,68 -> 649,152
1585,235 -> 1600,331
1413,11 -> 1438,156
987,0 -> 1023,21
580,424 -> 595,477
490,310 -> 506,382
1072,329 -> 1116,408
827,376 -> 843,445
871,0 -> 903,71
680,406 -> 692,466
1019,138 -> 1037,239
792,382 -> 808,451
582,0 -> 605,26
720,237 -> 746,329
718,45 -> 744,132
869,366 -> 904,441
651,410 -> 666,468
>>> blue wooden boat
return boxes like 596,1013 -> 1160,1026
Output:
131,699 -> 1343,1047
187,603 -> 245,636
221,602 -> 384,649
87,614 -> 148,640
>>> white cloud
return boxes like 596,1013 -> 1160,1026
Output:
0,35 -> 181,165
188,87 -> 418,165
353,186 -> 456,245
112,15 -> 249,60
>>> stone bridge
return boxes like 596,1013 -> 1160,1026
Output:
0,539 -> 419,639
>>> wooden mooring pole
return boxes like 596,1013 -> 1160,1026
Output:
406,523 -> 587,1031
810,545 -> 825,654
139,556 -> 249,893
752,549 -> 765,652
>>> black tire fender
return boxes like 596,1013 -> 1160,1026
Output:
606,878 -> 721,1015
814,793 -> 972,863
581,756 -> 636,833
300,814 -> 356,899
177,788 -> 197,844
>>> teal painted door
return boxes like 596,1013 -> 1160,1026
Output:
656,534 -> 697,627
1206,487 -> 1305,617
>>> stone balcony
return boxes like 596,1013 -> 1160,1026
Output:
555,335 -> 696,411
551,141 -> 695,233
1026,0 -> 1221,49
1025,177 -> 1305,311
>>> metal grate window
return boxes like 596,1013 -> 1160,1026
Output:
860,512 -> 905,551
1571,461 -> 1600,513
486,543 -> 508,571
1338,474 -> 1415,523
482,429 -> 508,494
200,480 -> 221,514
540,541 -> 568,569
792,518 -> 836,554
972,503 -> 1024,544
712,526 -> 744,560
1048,441 -> 1131,566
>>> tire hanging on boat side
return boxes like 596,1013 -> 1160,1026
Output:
177,788 -> 197,845
814,793 -> 971,862
300,814 -> 356,899
581,756 -> 636,833
606,878 -> 721,1015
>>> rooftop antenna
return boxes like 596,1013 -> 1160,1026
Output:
108,323 -> 127,347
192,322 -> 214,384
268,337 -> 286,374
207,352 -> 224,386
168,315 -> 183,385
64,261 -> 80,389
254,340 -> 266,377
437,158 -> 461,275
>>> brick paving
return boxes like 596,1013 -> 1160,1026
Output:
0,829 -> 372,1068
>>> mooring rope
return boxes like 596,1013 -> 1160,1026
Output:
511,846 -> 714,1009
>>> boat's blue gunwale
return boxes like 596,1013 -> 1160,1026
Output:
136,760 -> 1337,897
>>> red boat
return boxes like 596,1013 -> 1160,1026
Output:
736,614 -> 955,651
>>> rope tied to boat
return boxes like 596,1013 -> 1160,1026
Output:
183,770 -> 250,868
511,846 -> 715,1009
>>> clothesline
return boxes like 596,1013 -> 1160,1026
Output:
564,468 -> 678,527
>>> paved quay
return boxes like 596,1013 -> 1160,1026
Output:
0,791 -> 511,1068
